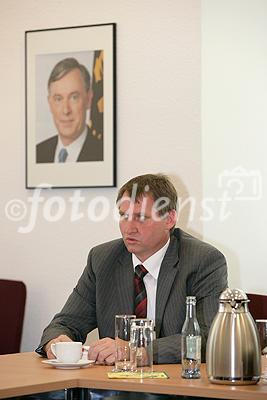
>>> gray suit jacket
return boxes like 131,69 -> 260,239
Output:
36,126 -> 103,163
36,228 -> 227,363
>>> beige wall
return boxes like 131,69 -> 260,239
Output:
202,0 -> 267,292
0,0 -> 202,351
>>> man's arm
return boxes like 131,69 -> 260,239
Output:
35,252 -> 97,357
154,248 -> 227,364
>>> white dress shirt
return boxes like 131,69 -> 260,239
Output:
54,129 -> 87,163
132,238 -> 170,322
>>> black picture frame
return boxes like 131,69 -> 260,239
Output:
25,23 -> 116,188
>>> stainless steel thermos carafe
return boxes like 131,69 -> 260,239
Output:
206,288 -> 261,385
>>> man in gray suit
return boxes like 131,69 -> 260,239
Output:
36,173 -> 227,364
36,57 -> 103,163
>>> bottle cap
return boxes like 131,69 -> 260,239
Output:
186,296 -> 196,304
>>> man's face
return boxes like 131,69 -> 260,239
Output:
48,68 -> 91,146
118,192 -> 176,262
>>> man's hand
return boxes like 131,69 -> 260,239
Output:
44,335 -> 72,359
88,337 -> 116,365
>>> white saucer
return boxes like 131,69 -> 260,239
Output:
42,359 -> 95,369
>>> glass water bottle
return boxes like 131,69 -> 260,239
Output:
181,296 -> 201,379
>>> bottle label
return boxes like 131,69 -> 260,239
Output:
186,336 -> 201,360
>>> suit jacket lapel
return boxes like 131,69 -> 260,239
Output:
78,126 -> 103,162
155,234 -> 180,337
114,249 -> 135,315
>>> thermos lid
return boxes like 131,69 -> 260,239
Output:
219,288 -> 249,303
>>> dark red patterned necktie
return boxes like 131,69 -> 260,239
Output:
134,264 -> 148,318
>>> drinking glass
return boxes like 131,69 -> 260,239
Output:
130,318 -> 154,374
114,314 -> 136,372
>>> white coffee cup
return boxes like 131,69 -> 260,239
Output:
51,341 -> 82,363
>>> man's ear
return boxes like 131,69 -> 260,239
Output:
166,209 -> 177,230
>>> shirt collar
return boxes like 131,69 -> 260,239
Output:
132,238 -> 170,280
55,128 -> 87,162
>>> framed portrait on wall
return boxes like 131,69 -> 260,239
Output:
25,23 -> 116,188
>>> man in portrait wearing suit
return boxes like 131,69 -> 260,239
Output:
36,57 -> 103,163
36,173 -> 228,366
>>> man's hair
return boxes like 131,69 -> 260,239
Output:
48,57 -> 91,91
116,173 -> 178,216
